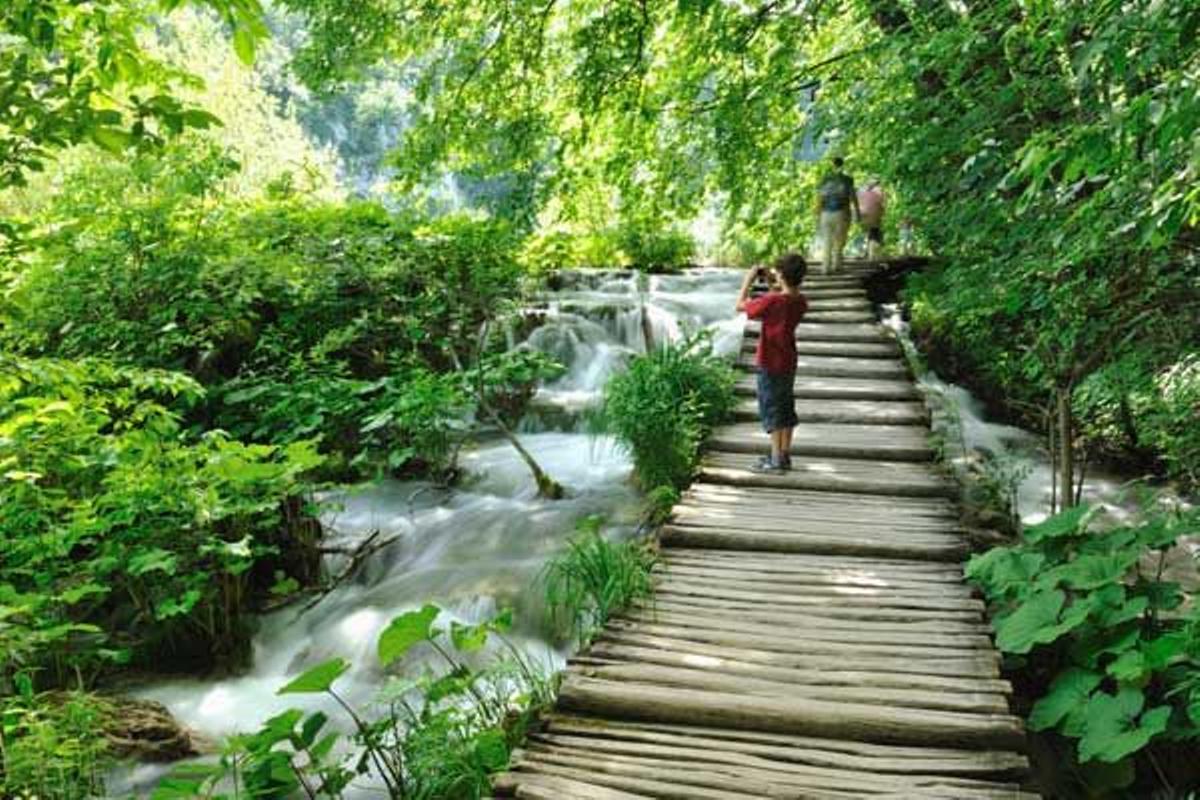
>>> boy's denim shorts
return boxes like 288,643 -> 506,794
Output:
757,370 -> 798,433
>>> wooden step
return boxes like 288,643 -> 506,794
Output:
738,351 -> 909,376
746,321 -> 893,343
793,340 -> 900,358
802,310 -> 877,323
734,397 -> 929,425
700,452 -> 956,499
708,422 -> 934,461
557,677 -> 1026,750
735,374 -> 920,401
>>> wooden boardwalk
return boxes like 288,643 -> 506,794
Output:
494,268 -> 1035,799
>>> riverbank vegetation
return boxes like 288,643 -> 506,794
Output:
3,0 -> 1197,797
969,503 -> 1200,796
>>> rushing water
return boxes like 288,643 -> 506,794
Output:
112,269 -> 744,792
117,272 -> 1191,794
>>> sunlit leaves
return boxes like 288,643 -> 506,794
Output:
378,604 -> 440,666
277,657 -> 350,694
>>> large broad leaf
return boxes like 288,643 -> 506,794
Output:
1106,650 -> 1148,682
278,658 -> 349,695
378,604 -> 440,667
1029,668 -> 1102,731
965,548 -> 1045,596
995,589 -> 1077,654
1052,552 -> 1139,591
1025,505 -> 1092,544
1078,688 -> 1171,763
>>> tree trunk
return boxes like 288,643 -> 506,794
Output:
1056,387 -> 1075,510
487,406 -> 565,500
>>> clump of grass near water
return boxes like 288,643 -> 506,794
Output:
543,516 -> 658,645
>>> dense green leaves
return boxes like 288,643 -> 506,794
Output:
599,332 -> 737,490
968,503 -> 1200,784
0,0 -> 268,188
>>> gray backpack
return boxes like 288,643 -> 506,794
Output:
818,173 -> 853,212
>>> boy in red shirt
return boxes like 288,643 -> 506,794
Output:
735,253 -> 809,472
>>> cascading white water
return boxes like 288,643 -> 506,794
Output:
881,304 -> 1177,526
116,268 -> 745,792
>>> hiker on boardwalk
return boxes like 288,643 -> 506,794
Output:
735,253 -> 809,473
857,179 -> 886,263
815,156 -> 859,274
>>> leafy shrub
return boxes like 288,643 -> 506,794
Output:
613,219 -> 696,272
543,516 -> 658,645
3,146 -> 542,478
0,684 -> 112,800
154,605 -> 554,800
0,356 -> 323,681
519,227 -> 625,272
967,504 -> 1200,793
600,333 -> 737,490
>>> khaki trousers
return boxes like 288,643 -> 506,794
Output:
819,210 -> 850,273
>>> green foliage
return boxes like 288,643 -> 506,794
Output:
543,516 -> 657,645
0,684 -> 113,800
613,218 -> 697,273
600,332 -> 737,490
3,148 -> 546,478
0,0 -> 267,189
967,504 -> 1200,790
155,605 -> 554,800
0,355 -> 323,682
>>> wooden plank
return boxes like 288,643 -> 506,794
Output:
587,633 -> 998,680
630,596 -> 989,632
540,716 -> 1030,779
738,353 -> 909,377
651,563 -> 975,598
519,741 -> 1032,799
803,297 -> 873,311
681,482 -> 957,515
575,648 -> 1010,696
708,422 -> 933,461
734,374 -> 921,401
492,770 -> 651,799
614,611 -> 994,651
657,551 -> 968,582
505,758 -> 763,800
701,453 -> 956,499
661,525 -> 968,561
558,677 -> 1027,749
600,620 -> 993,662
734,397 -> 929,425
794,340 -> 901,358
667,510 -> 955,534
746,321 -> 892,343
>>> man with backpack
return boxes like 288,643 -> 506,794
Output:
815,157 -> 859,274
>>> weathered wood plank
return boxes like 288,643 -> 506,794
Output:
541,715 -> 1029,776
793,339 -> 901,358
520,741 -> 1032,799
734,374 -> 921,401
707,422 -> 934,461
701,452 -> 956,498
557,677 -> 1027,749
661,524 -> 968,560
734,397 -> 930,425
746,321 -> 892,343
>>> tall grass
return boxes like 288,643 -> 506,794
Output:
598,332 -> 736,490
543,517 -> 657,645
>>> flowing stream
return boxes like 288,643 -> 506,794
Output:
115,272 -> 1192,793
114,269 -> 745,791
